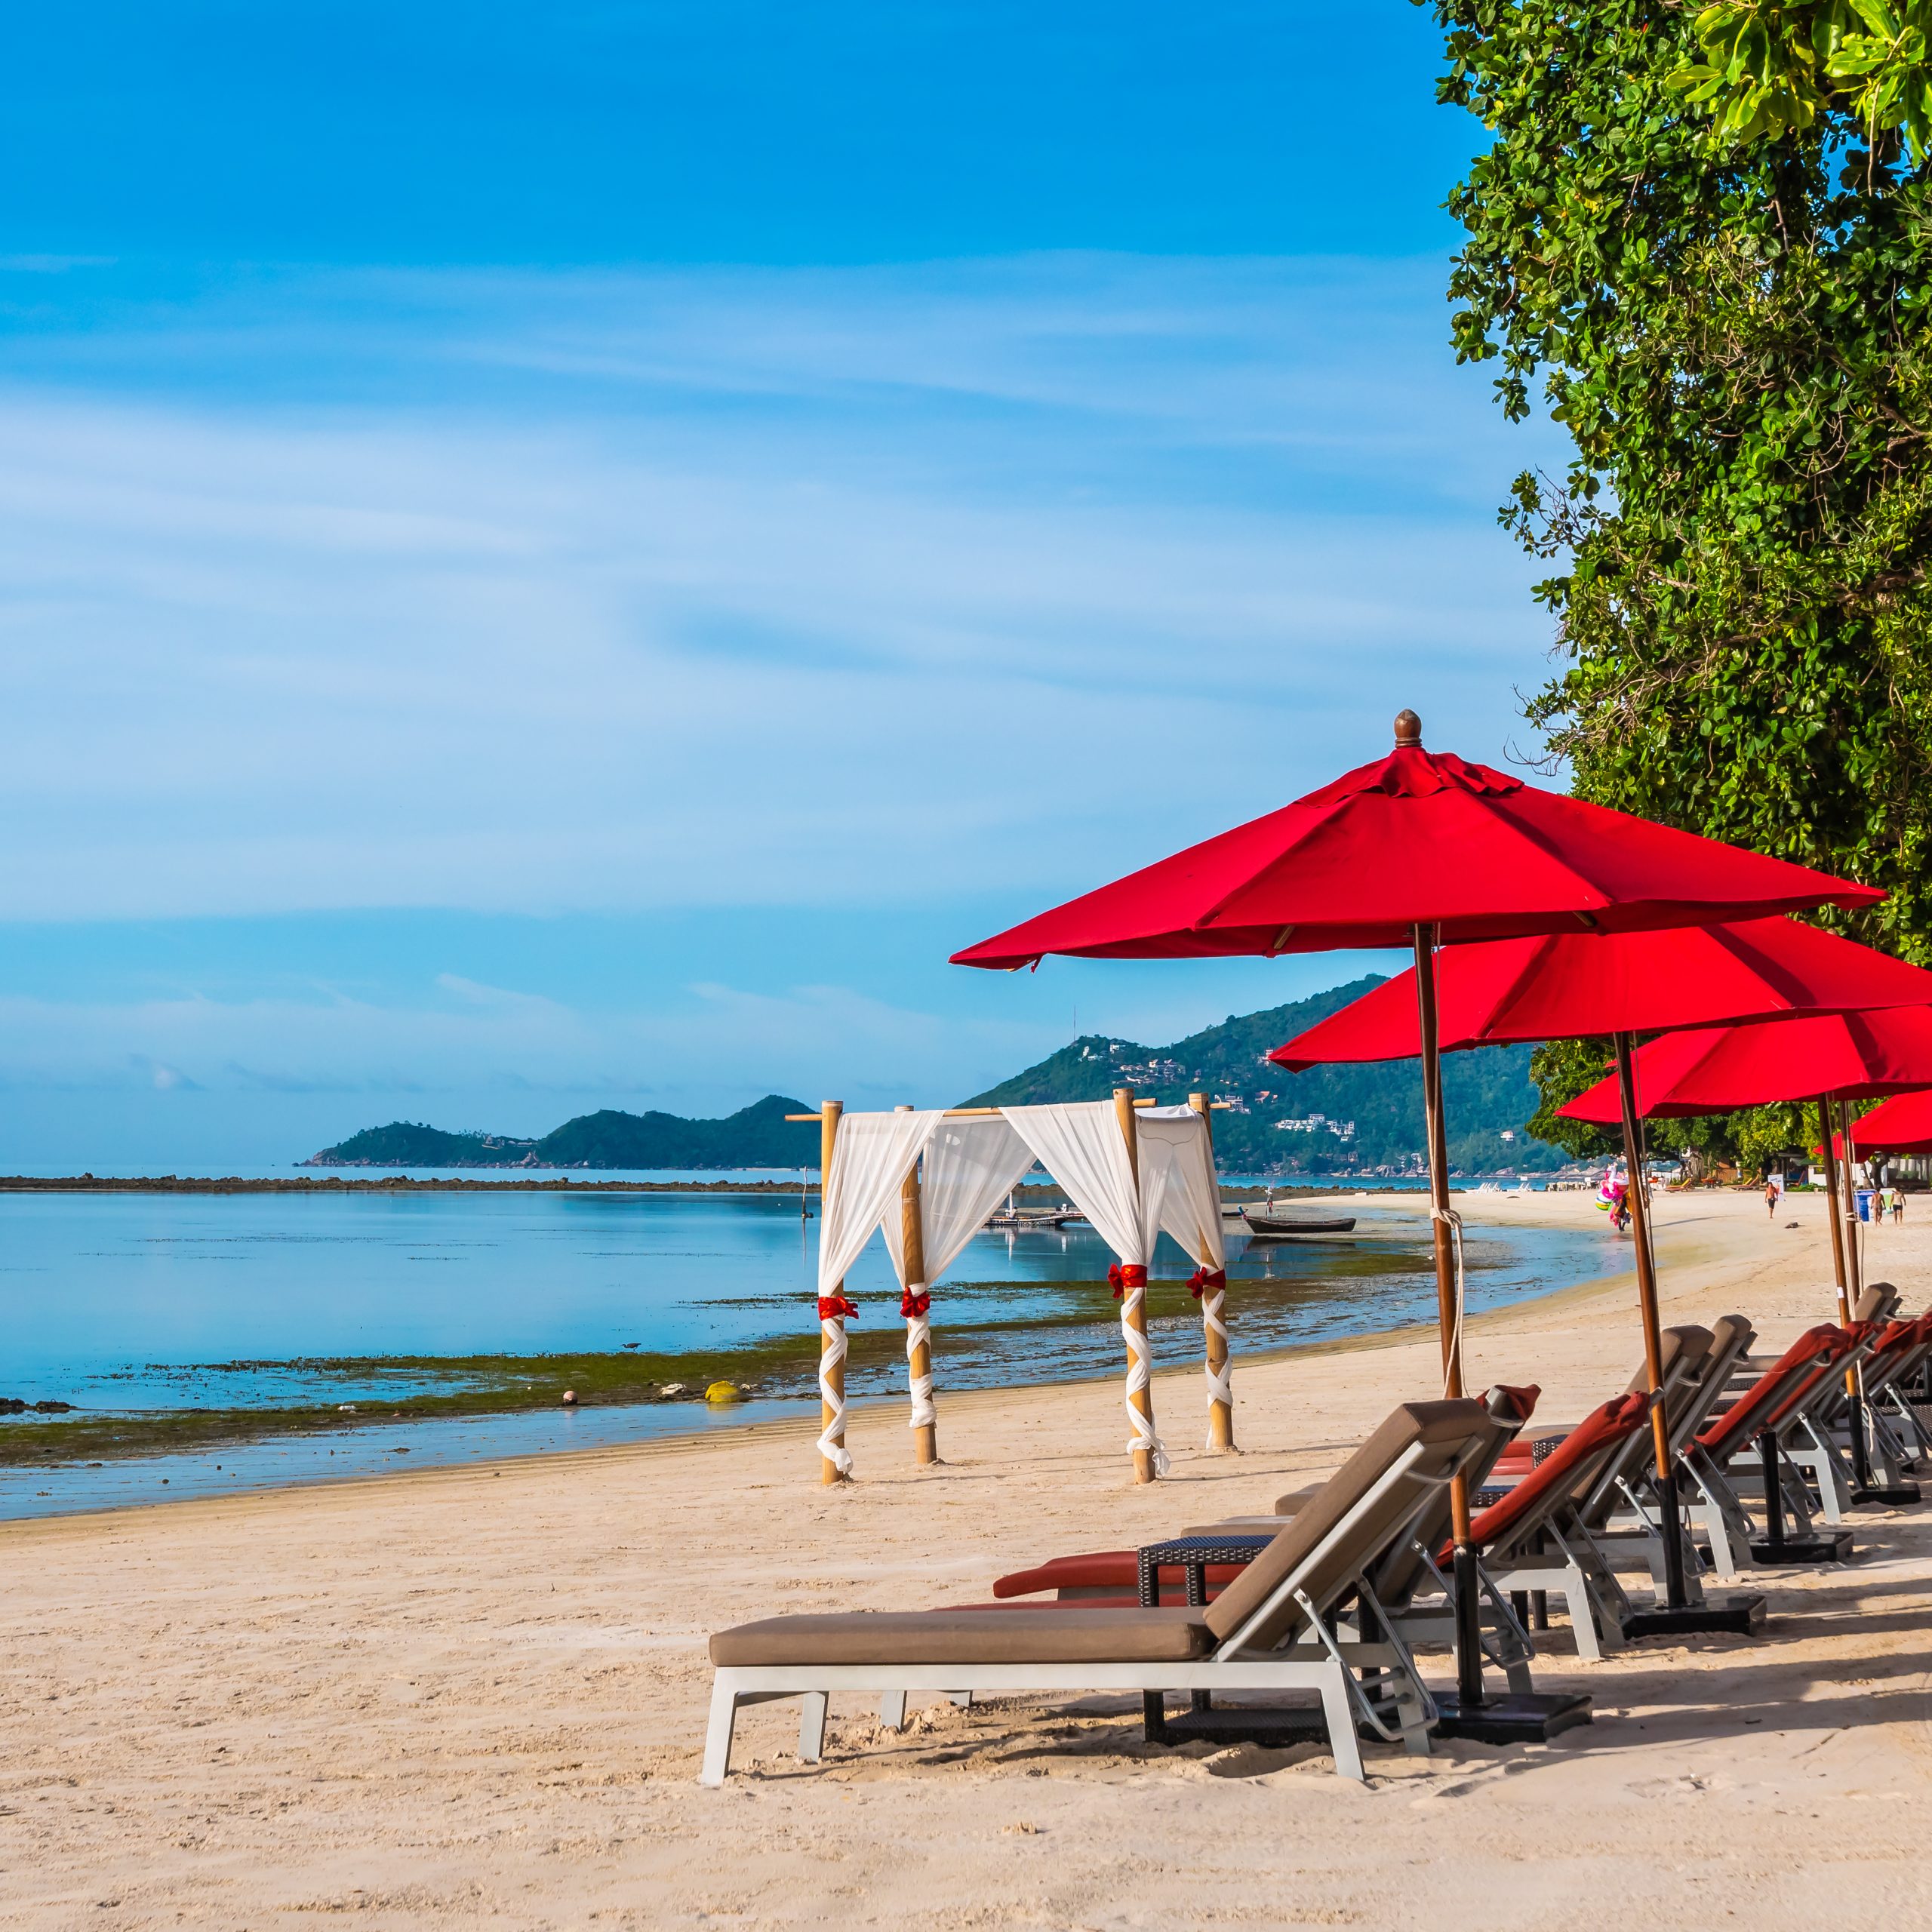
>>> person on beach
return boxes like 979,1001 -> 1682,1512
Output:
1894,1189 -> 1906,1224
1765,1177 -> 1779,1219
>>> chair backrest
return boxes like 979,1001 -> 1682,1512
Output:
1857,1282 -> 1901,1324
1572,1331 -> 1708,1526
1456,1392 -> 1652,1561
1369,1383 -> 1539,1607
1697,1324 -> 1844,1459
1669,1313 -> 1755,1457
1862,1313 -> 1932,1398
1768,1324 -> 1870,1433
1204,1399 -> 1493,1651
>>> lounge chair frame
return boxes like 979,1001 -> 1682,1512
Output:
700,1438 -> 1457,1786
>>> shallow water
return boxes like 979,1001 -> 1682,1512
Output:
0,1184 -> 1616,1519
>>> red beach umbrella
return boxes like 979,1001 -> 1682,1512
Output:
953,712 -> 1881,1719
1559,1004 -> 1932,1518
1558,1008 -> 1932,1121
1264,918 -> 1932,1631
1266,918 -> 1932,1069
1844,1088 -> 1932,1155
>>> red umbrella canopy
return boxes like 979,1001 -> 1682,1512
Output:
1558,1007 -> 1932,1123
1844,1088 -> 1932,1155
1267,918 -> 1932,1069
950,718 -> 1881,968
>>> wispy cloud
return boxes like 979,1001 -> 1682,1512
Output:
0,254 -> 1558,929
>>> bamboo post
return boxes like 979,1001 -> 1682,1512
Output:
818,1100 -> 848,1485
1190,1089 -> 1235,1451
896,1105 -> 938,1465
1115,1084 -> 1156,1484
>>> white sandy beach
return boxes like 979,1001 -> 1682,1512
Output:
3,1187 -> 1930,1929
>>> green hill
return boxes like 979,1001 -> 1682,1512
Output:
305,983 -> 1564,1176
965,976 -> 1561,1175
306,1095 -> 817,1170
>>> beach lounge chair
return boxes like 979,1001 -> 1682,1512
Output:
700,1398 -> 1497,1785
1684,1324 -> 1856,1561
1437,1392 -> 1655,1661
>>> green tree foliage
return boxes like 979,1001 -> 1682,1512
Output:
1426,0 -> 1932,956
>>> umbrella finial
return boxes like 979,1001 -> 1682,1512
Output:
1393,709 -> 1422,747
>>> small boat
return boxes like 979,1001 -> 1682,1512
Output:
1240,1207 -> 1358,1238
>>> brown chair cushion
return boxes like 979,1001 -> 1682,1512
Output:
1203,1399 -> 1488,1645
709,1605 -> 1215,1668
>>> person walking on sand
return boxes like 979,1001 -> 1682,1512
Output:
1894,1189 -> 1906,1225
1765,1177 -> 1780,1220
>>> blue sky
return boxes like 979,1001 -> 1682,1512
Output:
0,4 -> 1567,1168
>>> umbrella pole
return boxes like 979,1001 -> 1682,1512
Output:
1412,926 -> 1481,1706
1831,1098 -> 1895,1501
1191,1088 -> 1235,1451
1116,1086 -> 1157,1484
1615,1032 -> 1689,1608
1820,1095 -> 1853,1324
1612,1041 -> 1766,1636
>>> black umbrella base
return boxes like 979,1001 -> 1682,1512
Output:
1143,1705 -> 1327,1749
1750,1528 -> 1854,1566
1850,1481 -> 1921,1506
1432,1690 -> 1592,1745
1621,1592 -> 1767,1639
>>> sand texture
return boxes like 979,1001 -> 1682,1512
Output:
3,1189 -> 1930,1928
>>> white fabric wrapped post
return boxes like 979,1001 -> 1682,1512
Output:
1140,1102 -> 1233,1449
815,1107 -> 944,1480
1003,1094 -> 1170,1480
881,1114 -> 1036,1460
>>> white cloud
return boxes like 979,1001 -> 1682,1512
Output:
0,254 -> 1560,925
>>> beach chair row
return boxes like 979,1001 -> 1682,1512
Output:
698,1291 -> 1932,1785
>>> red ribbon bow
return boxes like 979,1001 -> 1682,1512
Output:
1188,1267 -> 1226,1300
1107,1263 -> 1148,1300
817,1294 -> 860,1321
900,1289 -> 931,1318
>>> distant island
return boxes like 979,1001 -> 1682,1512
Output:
305,1095 -> 817,1170
305,978 -> 1566,1176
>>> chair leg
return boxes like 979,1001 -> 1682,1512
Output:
700,1679 -> 740,1787
949,1691 -> 974,1709
1564,1566 -> 1606,1663
1315,1667 -> 1366,1782
878,1690 -> 908,1731
798,1690 -> 829,1763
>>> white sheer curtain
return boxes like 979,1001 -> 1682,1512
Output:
880,1115 -> 1037,1431
1138,1107 -> 1232,1437
1002,1101 -> 1169,1474
814,1109 -> 943,1473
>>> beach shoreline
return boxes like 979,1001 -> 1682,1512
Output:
5,1186 -> 1927,1929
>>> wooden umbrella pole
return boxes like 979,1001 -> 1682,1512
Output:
1414,924 -> 1484,1707
897,1112 -> 938,1465
1190,1089 -> 1235,1451
818,1100 -> 848,1485
1115,1085 -> 1157,1484
1819,1095 -> 1853,1324
1837,1097 -> 1866,1309
1613,1035 -> 1672,1485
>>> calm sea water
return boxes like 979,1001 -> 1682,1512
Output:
0,1183 -> 1614,1521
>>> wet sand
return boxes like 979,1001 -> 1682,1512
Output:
2,1188 -> 1928,1929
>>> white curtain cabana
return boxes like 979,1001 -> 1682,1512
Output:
1138,1106 -> 1234,1447
881,1115 -> 1037,1443
1003,1100 -> 1171,1476
814,1108 -> 944,1475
